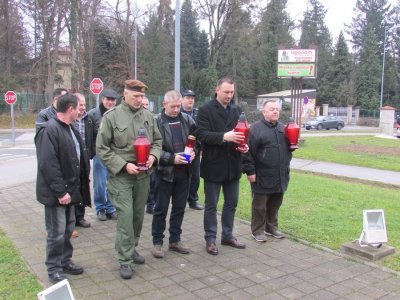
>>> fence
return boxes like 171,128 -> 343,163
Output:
0,93 -> 214,116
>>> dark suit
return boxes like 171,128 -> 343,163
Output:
195,99 -> 242,243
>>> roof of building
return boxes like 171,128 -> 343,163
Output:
257,89 -> 316,98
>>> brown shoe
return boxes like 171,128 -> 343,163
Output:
221,238 -> 246,249
206,242 -> 218,255
151,245 -> 164,258
71,230 -> 79,238
169,242 -> 190,254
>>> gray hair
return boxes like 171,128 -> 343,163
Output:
164,90 -> 182,103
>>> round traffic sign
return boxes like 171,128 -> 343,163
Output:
90,78 -> 104,94
4,91 -> 17,105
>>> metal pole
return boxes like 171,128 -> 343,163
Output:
134,21 -> 137,79
174,0 -> 181,91
380,26 -> 387,108
11,104 -> 15,146
96,94 -> 99,108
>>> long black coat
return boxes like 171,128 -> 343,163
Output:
195,99 -> 242,182
35,118 -> 91,207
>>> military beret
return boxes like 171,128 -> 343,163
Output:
125,79 -> 148,93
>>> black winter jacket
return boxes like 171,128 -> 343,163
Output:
195,99 -> 243,182
74,113 -> 96,159
35,118 -> 91,207
35,105 -> 57,132
155,111 -> 197,182
88,103 -> 108,155
242,119 -> 292,194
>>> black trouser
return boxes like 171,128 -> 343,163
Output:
187,154 -> 200,205
152,170 -> 190,245
146,172 -> 159,209
203,179 -> 239,243
74,203 -> 85,222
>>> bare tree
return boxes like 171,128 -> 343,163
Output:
195,0 -> 233,67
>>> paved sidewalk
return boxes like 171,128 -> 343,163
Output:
292,158 -> 400,186
1,181 -> 400,299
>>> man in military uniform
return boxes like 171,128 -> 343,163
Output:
96,79 -> 162,280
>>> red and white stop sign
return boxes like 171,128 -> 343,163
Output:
90,78 -> 104,95
4,91 -> 17,105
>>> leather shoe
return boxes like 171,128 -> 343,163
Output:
48,272 -> 67,284
76,219 -> 91,228
221,238 -> 246,249
206,242 -> 218,255
189,202 -> 203,210
63,262 -> 84,275
169,241 -> 190,254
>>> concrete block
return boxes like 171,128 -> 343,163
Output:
341,241 -> 395,261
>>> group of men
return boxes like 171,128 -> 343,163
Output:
34,77 -> 293,283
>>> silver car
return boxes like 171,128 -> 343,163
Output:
305,116 -> 345,130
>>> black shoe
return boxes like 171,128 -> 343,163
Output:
48,272 -> 67,284
97,209 -> 107,221
132,249 -> 145,264
120,264 -> 133,279
76,219 -> 91,228
106,211 -> 117,220
189,202 -> 203,210
146,206 -> 154,214
63,262 -> 84,275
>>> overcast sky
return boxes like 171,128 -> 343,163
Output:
113,0 -> 398,42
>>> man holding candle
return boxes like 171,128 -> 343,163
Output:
195,77 -> 249,256
96,79 -> 162,280
242,100 -> 293,243
150,90 -> 197,258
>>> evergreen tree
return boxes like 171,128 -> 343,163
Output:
91,22 -> 129,91
180,0 -> 210,97
139,8 -> 174,95
349,0 -> 393,56
299,0 -> 333,104
349,0 -> 395,107
217,0 -> 257,97
253,0 -> 294,96
356,27 -> 381,109
321,32 -> 352,106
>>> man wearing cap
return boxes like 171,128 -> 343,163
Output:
89,89 -> 119,221
96,79 -> 162,280
181,89 -> 203,210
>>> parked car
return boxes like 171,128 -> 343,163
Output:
305,116 -> 345,130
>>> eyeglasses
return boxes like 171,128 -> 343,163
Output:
105,97 -> 117,101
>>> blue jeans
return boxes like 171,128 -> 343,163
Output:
44,204 -> 75,275
93,155 -> 115,214
203,179 -> 239,243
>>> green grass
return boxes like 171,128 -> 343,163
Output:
200,171 -> 400,271
0,229 -> 42,299
0,114 -> 36,129
294,136 -> 400,171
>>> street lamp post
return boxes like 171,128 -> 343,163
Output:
380,26 -> 387,108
